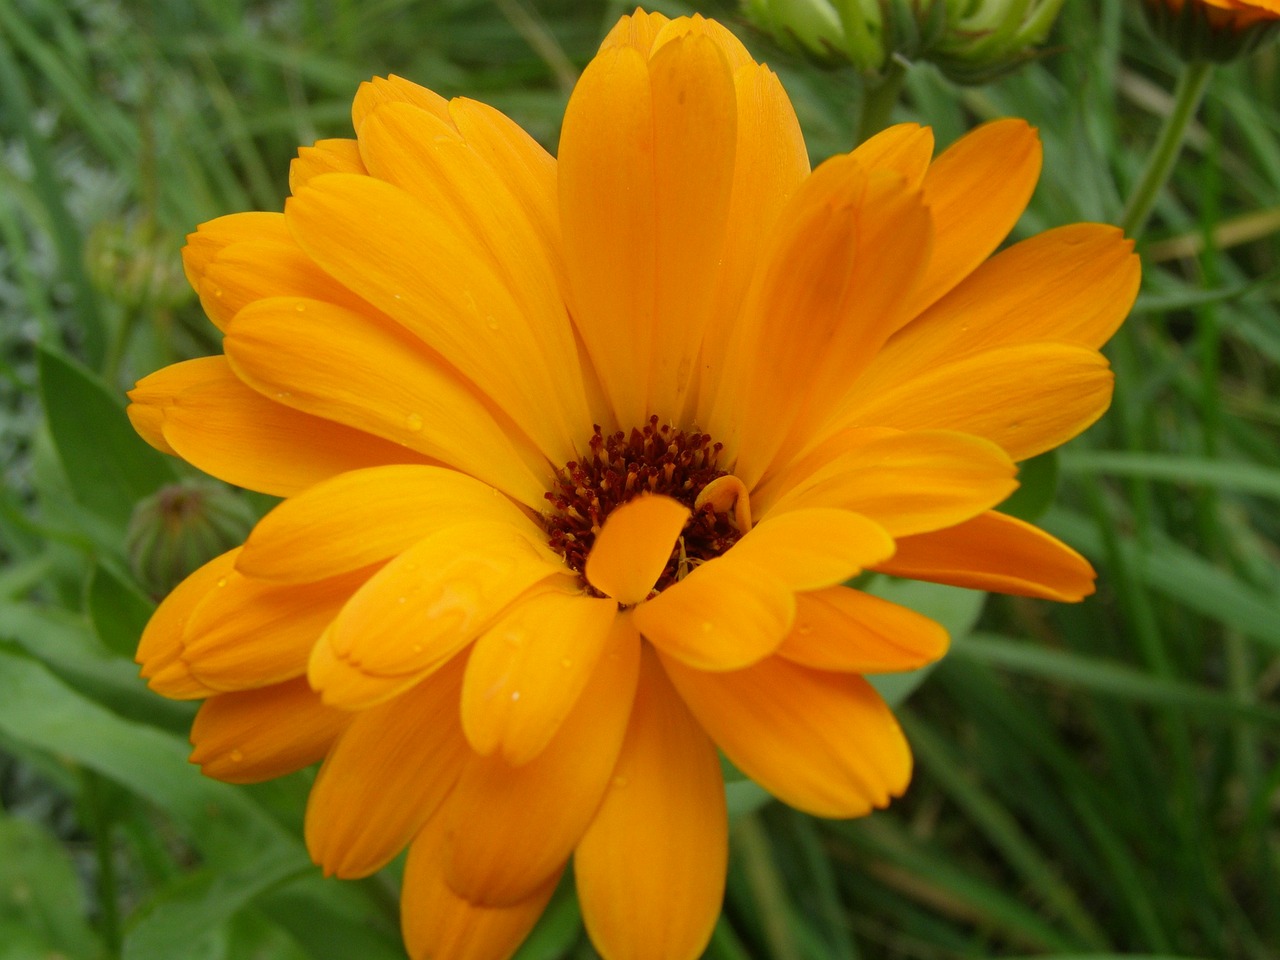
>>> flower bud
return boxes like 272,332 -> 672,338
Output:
87,217 -> 189,314
126,481 -> 256,596
1140,0 -> 1280,62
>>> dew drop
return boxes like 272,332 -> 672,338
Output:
295,302 -> 305,312
229,749 -> 244,763
485,316 -> 499,330
560,658 -> 573,670
411,643 -> 422,654
216,577 -> 228,588
699,621 -> 713,634
612,775 -> 629,789
213,287 -> 224,299
510,691 -> 521,702
797,623 -> 813,636
397,596 -> 407,604
405,412 -> 424,432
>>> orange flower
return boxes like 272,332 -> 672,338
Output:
1143,0 -> 1280,59
129,9 -> 1139,960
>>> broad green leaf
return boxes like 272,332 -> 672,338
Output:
513,881 -> 583,960
38,345 -> 177,528
87,561 -> 156,658
0,816 -> 102,959
998,449 -> 1059,522
1062,450 -> 1280,499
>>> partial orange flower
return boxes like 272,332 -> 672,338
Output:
1142,0 -> 1280,59
129,9 -> 1139,960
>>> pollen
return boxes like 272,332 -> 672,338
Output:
544,416 -> 747,594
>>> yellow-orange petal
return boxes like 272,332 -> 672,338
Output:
662,653 -> 912,818
305,656 -> 469,878
136,548 -> 237,700
776,587 -> 950,673
141,356 -> 425,498
839,343 -> 1115,463
599,8 -> 670,54
876,224 -> 1141,384
224,296 -> 549,507
584,494 -> 690,604
351,74 -> 452,132
760,429 -> 1017,538
728,508 -> 896,591
909,119 -> 1042,315
237,464 -> 532,583
189,678 -> 351,784
443,617 -> 641,906
559,34 -> 738,425
311,521 -> 564,710
402,815 -> 559,960
182,212 -> 292,293
850,122 -> 934,187
575,645 -> 726,960
127,356 -> 225,456
284,173 -> 585,467
716,158 -> 932,485
873,510 -> 1096,601
461,588 -> 619,764
632,554 -> 793,671
181,565 -> 376,691
290,137 -> 367,194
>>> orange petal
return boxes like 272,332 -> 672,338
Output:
575,646 -> 726,960
728,508 -> 896,591
776,587 -> 949,673
402,814 -> 558,960
850,122 -> 934,187
189,678 -> 351,783
760,429 -> 1017,538
224,296 -> 549,506
443,616 -> 641,906
311,522 -> 565,710
599,9 -> 670,54
127,356 -> 226,456
877,224 -> 1140,385
181,565 -> 376,691
873,510 -> 1096,601
284,173 -> 585,466
839,343 -> 1115,463
304,656 -> 470,878
137,548 -> 237,699
662,652 -> 912,818
290,137 -> 367,193
237,464 -> 533,583
910,119 -> 1041,314
182,212 -> 291,293
717,158 -> 932,485
584,495 -> 690,604
351,74 -> 452,132
461,589 -> 619,764
142,355 -> 423,498
632,555 -> 793,671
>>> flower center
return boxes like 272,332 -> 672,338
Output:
543,417 -> 747,596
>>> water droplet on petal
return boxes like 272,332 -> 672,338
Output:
700,621 -> 714,634
486,316 -> 498,330
216,577 -> 228,588
295,302 -> 305,312
797,623 -> 813,635
510,690 -> 521,702
229,749 -> 244,763
560,658 -> 573,670
612,775 -> 629,789
405,412 -> 424,432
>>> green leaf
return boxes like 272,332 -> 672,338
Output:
998,449 -> 1060,522
38,346 -> 177,528
863,579 -> 986,707
0,816 -> 102,959
87,562 -> 156,658
512,881 -> 583,960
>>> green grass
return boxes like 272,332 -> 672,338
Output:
1,0 -> 1277,958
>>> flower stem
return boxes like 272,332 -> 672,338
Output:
855,59 -> 907,144
1120,58 -> 1214,240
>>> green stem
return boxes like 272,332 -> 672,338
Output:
1120,59 -> 1213,240
855,59 -> 907,144
83,773 -> 122,957
731,813 -> 803,960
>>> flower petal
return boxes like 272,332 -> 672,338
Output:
285,172 -> 585,465
910,119 -> 1042,314
127,356 -> 225,456
182,212 -> 291,294
559,32 -> 738,424
728,508 -> 896,591
305,656 -> 470,878
776,587 -> 949,673
237,465 -> 532,583
759,429 -> 1017,537
189,678 -> 351,783
874,510 -> 1096,601
140,355 -> 424,498
584,494 -> 690,604
311,521 -> 565,710
225,296 -> 549,506
137,548 -> 237,699
575,645 -> 726,960
662,653 -> 912,818
402,814 -> 558,960
839,343 -> 1114,463
181,565 -> 376,691
850,122 -> 934,186
443,616 -> 641,905
290,137 -> 366,193
461,588 -> 619,764
351,74 -> 451,131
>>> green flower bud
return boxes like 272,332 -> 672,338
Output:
126,481 -> 256,597
86,217 -> 189,314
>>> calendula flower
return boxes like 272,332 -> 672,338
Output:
1142,0 -> 1280,60
129,9 -> 1139,960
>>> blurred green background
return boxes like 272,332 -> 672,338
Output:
2,0 -> 1278,957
